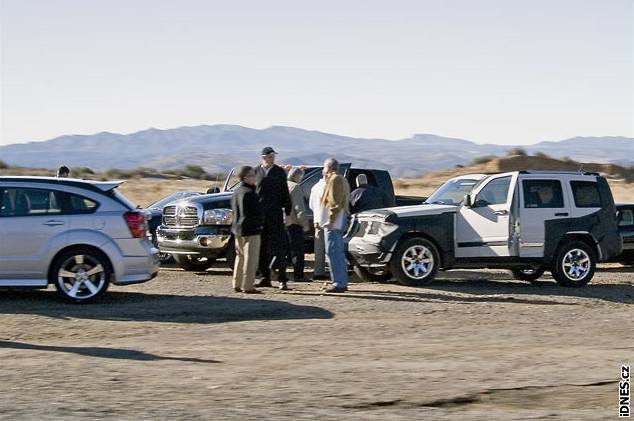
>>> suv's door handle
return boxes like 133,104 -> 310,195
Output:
494,210 -> 508,215
554,212 -> 568,217
43,220 -> 65,226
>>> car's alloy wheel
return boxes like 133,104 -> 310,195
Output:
53,250 -> 110,302
552,241 -> 595,287
401,244 -> 434,279
562,249 -> 591,281
390,237 -> 439,286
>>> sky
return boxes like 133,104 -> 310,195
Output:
0,0 -> 632,146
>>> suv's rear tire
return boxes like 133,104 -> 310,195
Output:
173,254 -> 215,271
353,265 -> 392,283
551,241 -> 596,287
390,237 -> 439,286
51,248 -> 111,303
510,268 -> 545,284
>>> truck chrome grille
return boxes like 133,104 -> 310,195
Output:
163,205 -> 199,227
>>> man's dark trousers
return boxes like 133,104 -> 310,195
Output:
259,211 -> 288,282
287,224 -> 305,281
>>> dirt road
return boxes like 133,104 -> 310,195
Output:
1,263 -> 632,420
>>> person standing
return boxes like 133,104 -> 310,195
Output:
255,147 -> 292,290
309,175 -> 329,281
56,166 -> 70,177
321,158 -> 350,293
350,173 -> 392,213
286,167 -> 309,282
230,166 -> 263,294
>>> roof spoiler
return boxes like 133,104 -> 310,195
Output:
91,180 -> 126,191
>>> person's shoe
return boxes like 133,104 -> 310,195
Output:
233,287 -> 242,293
242,289 -> 262,294
256,279 -> 272,288
324,286 -> 346,293
279,282 -> 288,291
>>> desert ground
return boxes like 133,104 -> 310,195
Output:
1,259 -> 632,420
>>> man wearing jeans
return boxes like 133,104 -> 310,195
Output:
321,158 -> 350,293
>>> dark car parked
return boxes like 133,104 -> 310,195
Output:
616,203 -> 634,265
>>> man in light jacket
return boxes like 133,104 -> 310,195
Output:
321,158 -> 350,293
309,175 -> 329,281
286,167 -> 309,282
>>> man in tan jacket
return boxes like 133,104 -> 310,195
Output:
321,158 -> 350,293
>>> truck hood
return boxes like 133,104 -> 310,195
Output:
183,192 -> 233,211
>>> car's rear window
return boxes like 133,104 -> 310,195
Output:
570,181 -> 601,208
107,190 -> 137,210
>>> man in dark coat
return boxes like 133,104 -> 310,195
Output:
255,147 -> 292,290
230,166 -> 263,293
350,174 -> 391,213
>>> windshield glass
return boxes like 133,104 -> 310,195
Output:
425,178 -> 481,206
148,192 -> 202,209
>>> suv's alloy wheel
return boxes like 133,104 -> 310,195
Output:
52,249 -> 110,303
552,241 -> 596,287
390,237 -> 439,286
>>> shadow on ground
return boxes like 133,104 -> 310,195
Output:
0,340 -> 219,363
0,291 -> 334,323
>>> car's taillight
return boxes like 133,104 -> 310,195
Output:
124,211 -> 146,238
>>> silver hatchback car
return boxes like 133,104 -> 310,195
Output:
0,177 -> 160,302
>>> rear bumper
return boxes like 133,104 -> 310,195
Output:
112,247 -> 160,286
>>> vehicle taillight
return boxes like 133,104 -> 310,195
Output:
124,211 -> 146,238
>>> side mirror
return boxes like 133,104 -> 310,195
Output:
206,186 -> 221,194
462,194 -> 472,207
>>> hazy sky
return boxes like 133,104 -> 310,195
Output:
1,0 -> 632,146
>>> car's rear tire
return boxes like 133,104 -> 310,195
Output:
510,267 -> 545,284
353,265 -> 392,283
51,248 -> 111,303
173,254 -> 215,271
551,241 -> 596,287
390,237 -> 439,286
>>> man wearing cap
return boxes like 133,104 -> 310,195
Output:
254,147 -> 292,290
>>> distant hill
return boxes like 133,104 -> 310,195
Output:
0,125 -> 631,177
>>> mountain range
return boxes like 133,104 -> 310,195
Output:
0,125 -> 632,177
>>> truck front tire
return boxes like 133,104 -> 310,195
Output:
353,265 -> 392,283
173,254 -> 215,271
390,237 -> 439,286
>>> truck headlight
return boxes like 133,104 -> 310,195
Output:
203,208 -> 234,225
376,222 -> 399,237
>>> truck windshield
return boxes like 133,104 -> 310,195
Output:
224,166 -> 323,191
425,178 -> 481,206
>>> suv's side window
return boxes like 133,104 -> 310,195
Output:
618,209 -> 634,227
474,176 -> 511,207
522,179 -> 564,208
570,181 -> 601,208
0,188 -> 63,217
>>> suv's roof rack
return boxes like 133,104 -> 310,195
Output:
518,170 -> 600,176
